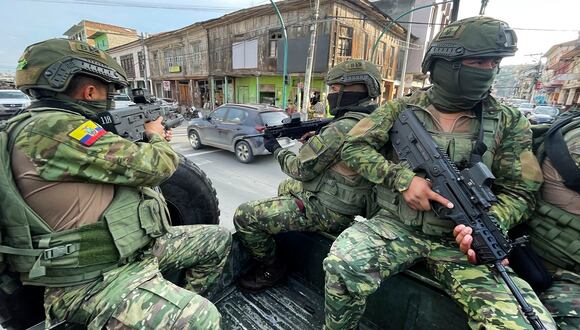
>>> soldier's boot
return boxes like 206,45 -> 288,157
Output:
237,258 -> 288,292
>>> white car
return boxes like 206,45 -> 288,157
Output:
0,89 -> 31,119
113,94 -> 135,109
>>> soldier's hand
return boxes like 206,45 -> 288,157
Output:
299,131 -> 316,143
145,116 -> 165,138
164,128 -> 174,142
453,224 -> 509,266
402,176 -> 453,211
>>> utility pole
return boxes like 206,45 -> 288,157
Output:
397,7 -> 413,98
479,0 -> 489,15
451,0 -> 460,22
140,32 -> 149,92
301,0 -> 320,120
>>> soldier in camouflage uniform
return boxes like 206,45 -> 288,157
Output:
234,60 -> 379,291
0,39 -> 231,329
324,17 -> 557,329
459,109 -> 580,329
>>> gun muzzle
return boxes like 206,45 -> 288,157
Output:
164,115 -> 184,129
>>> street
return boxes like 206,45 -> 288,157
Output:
170,125 -> 293,230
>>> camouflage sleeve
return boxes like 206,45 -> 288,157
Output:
489,107 -> 543,232
341,101 -> 416,191
15,112 -> 179,187
273,118 -> 356,181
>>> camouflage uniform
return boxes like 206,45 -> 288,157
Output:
325,89 -> 556,330
234,104 -> 372,261
5,39 -> 232,329
235,60 -> 380,265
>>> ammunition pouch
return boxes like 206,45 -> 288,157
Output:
375,183 -> 454,237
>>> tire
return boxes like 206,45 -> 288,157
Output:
160,154 -> 220,225
188,130 -> 203,150
235,140 -> 254,163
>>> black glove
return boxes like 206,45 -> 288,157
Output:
264,135 -> 282,153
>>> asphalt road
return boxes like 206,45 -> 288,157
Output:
170,125 -> 293,230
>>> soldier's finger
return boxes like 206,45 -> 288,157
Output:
459,234 -> 473,255
467,249 -> 477,264
428,191 -> 453,209
453,224 -> 466,238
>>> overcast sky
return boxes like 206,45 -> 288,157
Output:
0,0 -> 578,73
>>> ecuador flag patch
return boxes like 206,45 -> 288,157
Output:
68,120 -> 106,146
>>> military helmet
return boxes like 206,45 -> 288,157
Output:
15,38 -> 128,96
326,59 -> 382,98
421,16 -> 517,74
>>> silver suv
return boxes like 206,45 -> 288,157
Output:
0,89 -> 31,119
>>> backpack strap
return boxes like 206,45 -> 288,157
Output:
545,112 -> 580,191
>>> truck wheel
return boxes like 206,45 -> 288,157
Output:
160,154 -> 220,225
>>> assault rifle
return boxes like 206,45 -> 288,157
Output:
244,113 -> 332,140
93,88 -> 184,142
389,108 -> 546,330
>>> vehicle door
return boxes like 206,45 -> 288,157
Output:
219,107 -> 248,149
203,107 -> 228,146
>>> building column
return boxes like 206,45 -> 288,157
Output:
256,76 -> 260,103
566,88 -> 577,106
210,76 -> 216,110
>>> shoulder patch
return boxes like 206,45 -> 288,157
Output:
68,120 -> 106,146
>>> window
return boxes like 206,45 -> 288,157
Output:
137,51 -> 145,78
388,46 -> 396,69
191,41 -> 204,72
174,48 -> 184,67
338,26 -> 353,57
120,54 -> 135,78
211,107 -> 228,122
163,49 -> 173,69
232,38 -> 258,69
225,108 -> 247,124
269,31 -> 283,58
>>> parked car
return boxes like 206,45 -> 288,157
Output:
517,102 -> 535,117
187,104 -> 293,163
528,105 -> 559,125
113,93 -> 135,109
0,89 -> 31,119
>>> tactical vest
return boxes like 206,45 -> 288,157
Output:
527,201 -> 580,273
375,105 -> 501,236
0,110 -> 170,287
302,111 -> 374,217
529,111 -> 580,272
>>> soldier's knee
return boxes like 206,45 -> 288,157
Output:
179,297 -> 222,329
233,203 -> 255,230
323,253 -> 380,297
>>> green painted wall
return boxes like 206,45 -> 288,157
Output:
234,76 -> 326,108
93,34 -> 109,51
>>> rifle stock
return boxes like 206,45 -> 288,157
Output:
389,107 -> 546,330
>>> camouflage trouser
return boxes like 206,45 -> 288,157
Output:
539,269 -> 580,329
234,179 -> 354,262
323,216 -> 557,330
44,225 -> 232,330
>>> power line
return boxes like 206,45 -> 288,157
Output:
20,0 -> 243,12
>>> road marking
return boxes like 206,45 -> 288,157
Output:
180,150 -> 224,157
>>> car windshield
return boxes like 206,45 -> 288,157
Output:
534,106 -> 557,115
0,91 -> 28,99
260,111 -> 288,126
519,103 -> 533,109
113,95 -> 131,101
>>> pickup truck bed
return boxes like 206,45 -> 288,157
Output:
213,232 -> 468,330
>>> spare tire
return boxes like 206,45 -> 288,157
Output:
160,153 -> 220,225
